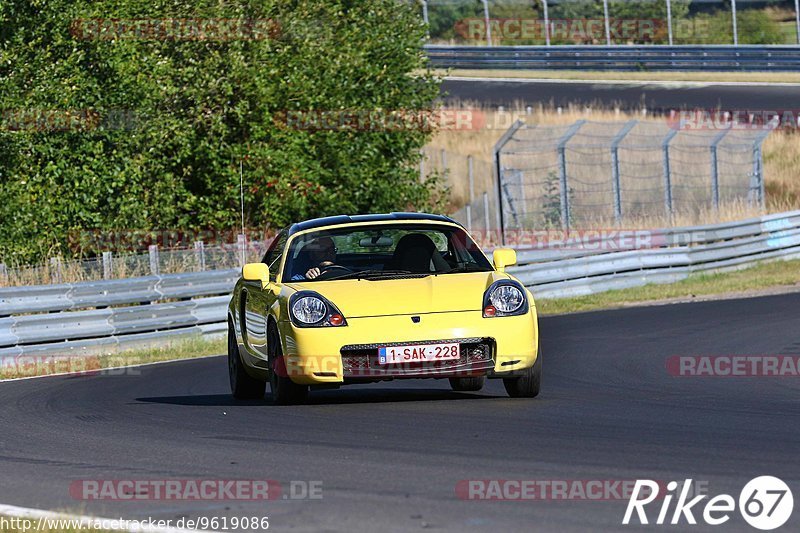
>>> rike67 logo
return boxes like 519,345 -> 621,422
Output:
623,477 -> 793,530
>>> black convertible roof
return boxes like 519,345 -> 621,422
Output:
288,212 -> 460,236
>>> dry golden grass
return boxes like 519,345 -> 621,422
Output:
434,69 -> 800,84
425,104 -> 799,228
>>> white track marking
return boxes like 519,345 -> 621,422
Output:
0,354 -> 224,384
0,503 -> 217,533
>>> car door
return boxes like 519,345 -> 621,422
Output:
242,231 -> 287,362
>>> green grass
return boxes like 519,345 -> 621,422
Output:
0,335 -> 225,380
537,258 -> 800,315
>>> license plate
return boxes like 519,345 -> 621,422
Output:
377,343 -> 460,365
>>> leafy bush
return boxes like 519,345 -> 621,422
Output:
0,0 -> 444,263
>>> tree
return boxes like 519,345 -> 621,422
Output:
0,0 -> 444,263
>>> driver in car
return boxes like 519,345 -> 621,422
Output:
292,237 -> 337,280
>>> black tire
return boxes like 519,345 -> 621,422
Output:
503,348 -> 542,399
228,321 -> 266,400
268,324 -> 308,405
449,376 -> 485,392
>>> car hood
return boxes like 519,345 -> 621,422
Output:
285,271 -> 507,318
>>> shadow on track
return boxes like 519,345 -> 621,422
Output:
136,388 -> 503,406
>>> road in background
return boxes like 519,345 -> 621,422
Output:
1,293 -> 799,531
441,77 -> 800,112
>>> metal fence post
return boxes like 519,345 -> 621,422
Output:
610,120 -> 637,225
483,192 -> 490,235
419,150 -> 425,182
795,0 -> 800,45
543,0 -> 551,46
50,257 -> 63,284
493,120 -> 525,245
556,120 -> 586,232
731,0 -> 739,46
752,128 -> 773,209
0,263 -> 7,285
710,127 -> 731,211
482,0 -> 492,46
666,0 -> 674,45
237,234 -> 247,267
102,252 -> 113,280
194,241 -> 206,272
466,155 -> 474,232
602,0 -> 612,45
662,129 -> 678,222
148,245 -> 160,275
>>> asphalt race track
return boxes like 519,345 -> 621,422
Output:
1,292 -> 799,532
441,78 -> 800,112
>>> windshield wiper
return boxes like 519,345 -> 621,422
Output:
327,269 -> 414,280
440,264 -> 492,274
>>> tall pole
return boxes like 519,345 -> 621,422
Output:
795,0 -> 800,44
666,0 -> 673,45
603,0 -> 612,45
542,0 -> 551,46
421,1 -> 428,26
482,0 -> 492,46
731,0 -> 738,46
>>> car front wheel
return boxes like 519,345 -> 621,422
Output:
268,324 -> 309,405
503,348 -> 541,398
228,321 -> 266,400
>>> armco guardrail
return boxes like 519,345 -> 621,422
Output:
1,211 -> 799,360
424,45 -> 800,71
508,210 -> 800,298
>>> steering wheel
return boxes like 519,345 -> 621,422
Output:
315,264 -> 353,280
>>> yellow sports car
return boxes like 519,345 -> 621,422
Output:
227,213 -> 540,404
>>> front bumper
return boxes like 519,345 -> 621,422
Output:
278,310 -> 538,384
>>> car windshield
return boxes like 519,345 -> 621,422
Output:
283,223 -> 493,282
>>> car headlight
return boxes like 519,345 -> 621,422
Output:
289,291 -> 347,327
483,281 -> 528,317
292,296 -> 327,324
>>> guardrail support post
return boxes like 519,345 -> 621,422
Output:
102,252 -> 113,280
662,129 -> 679,223
493,120 -> 525,244
148,245 -> 160,275
556,120 -> 585,232
610,120 -> 637,225
194,241 -> 206,272
710,126 -> 731,211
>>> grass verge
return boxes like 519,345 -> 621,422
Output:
0,335 -> 225,380
435,69 -> 800,84
536,258 -> 800,315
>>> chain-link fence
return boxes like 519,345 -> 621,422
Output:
494,119 -> 772,235
0,238 -> 269,287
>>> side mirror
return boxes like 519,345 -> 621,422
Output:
493,248 -> 517,272
242,263 -> 270,289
